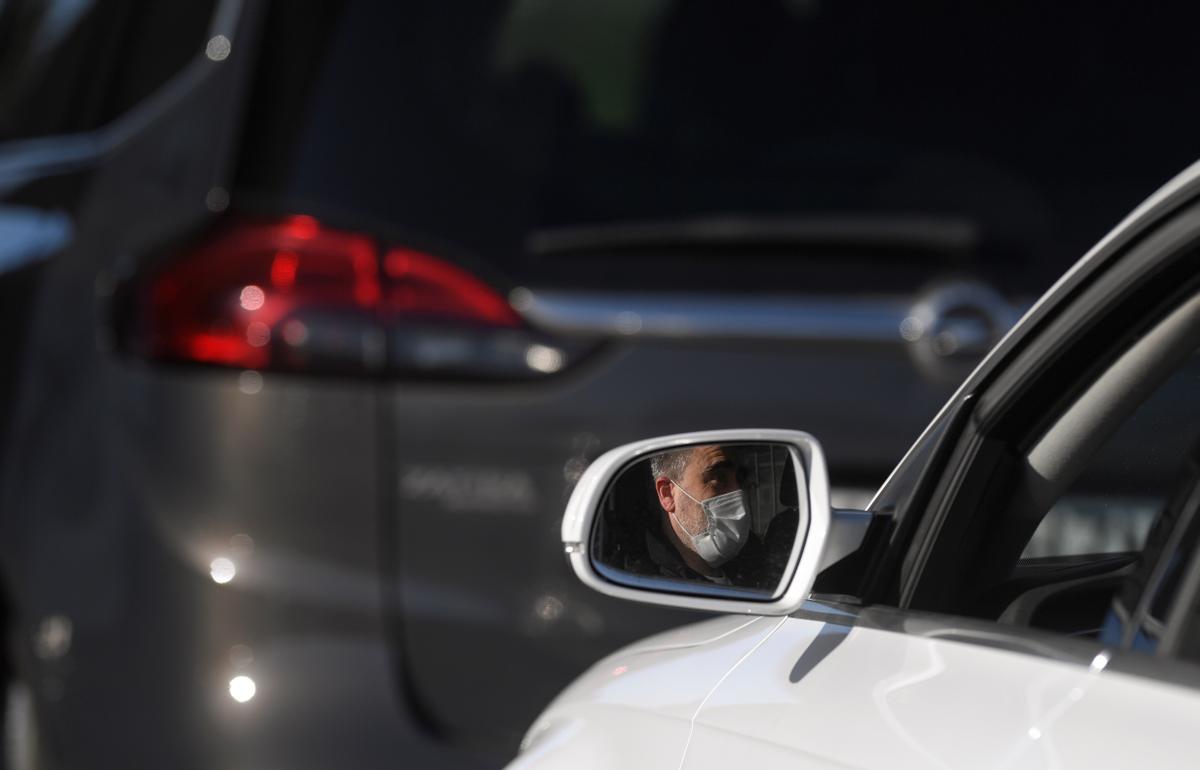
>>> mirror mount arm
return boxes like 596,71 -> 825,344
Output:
819,509 -> 878,571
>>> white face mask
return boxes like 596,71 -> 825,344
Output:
670,481 -> 751,567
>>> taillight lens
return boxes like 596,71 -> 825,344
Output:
121,215 -> 559,379
382,247 -> 519,328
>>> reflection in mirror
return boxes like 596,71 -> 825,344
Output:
591,443 -> 802,598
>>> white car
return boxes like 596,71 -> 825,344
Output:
508,162 -> 1200,770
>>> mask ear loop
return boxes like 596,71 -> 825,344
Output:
669,480 -> 710,537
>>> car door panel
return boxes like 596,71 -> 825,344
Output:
683,615 -> 1098,770
1050,666 -> 1200,769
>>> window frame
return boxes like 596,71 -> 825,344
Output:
885,198 -> 1200,666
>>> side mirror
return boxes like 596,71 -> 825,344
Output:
562,429 -> 857,615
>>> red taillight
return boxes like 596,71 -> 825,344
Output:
128,215 -> 525,374
383,248 -> 520,327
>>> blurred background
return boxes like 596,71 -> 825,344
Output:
1,1 -> 1198,768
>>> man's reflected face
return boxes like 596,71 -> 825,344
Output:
659,445 -> 741,542
679,445 -> 740,502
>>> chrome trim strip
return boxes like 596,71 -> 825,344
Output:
512,289 -> 912,343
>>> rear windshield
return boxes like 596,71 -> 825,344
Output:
236,1 -> 1200,292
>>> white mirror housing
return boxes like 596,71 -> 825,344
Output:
561,429 -> 832,615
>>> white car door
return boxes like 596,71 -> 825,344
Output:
682,613 -> 1108,769
687,510 -> 1200,770
683,172 -> 1200,769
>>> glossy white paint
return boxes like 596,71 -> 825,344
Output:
513,615 -> 783,769
515,613 -> 1200,770
683,617 -> 1102,770
1051,666 -> 1200,768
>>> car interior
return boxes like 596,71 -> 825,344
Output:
982,292 -> 1200,634
894,220 -> 1200,653
964,284 -> 1200,640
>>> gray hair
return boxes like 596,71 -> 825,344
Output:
648,447 -> 693,481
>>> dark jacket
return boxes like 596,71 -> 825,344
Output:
622,508 -> 798,590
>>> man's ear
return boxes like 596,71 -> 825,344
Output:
654,477 -> 675,513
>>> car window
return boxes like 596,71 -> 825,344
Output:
901,216 -> 1200,646
1097,441 -> 1200,653
988,344 -> 1200,643
1161,519 -> 1200,664
235,0 -> 1200,293
1022,350 -> 1200,559
1001,342 -> 1200,652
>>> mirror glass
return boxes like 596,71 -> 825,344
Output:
590,442 -> 803,598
